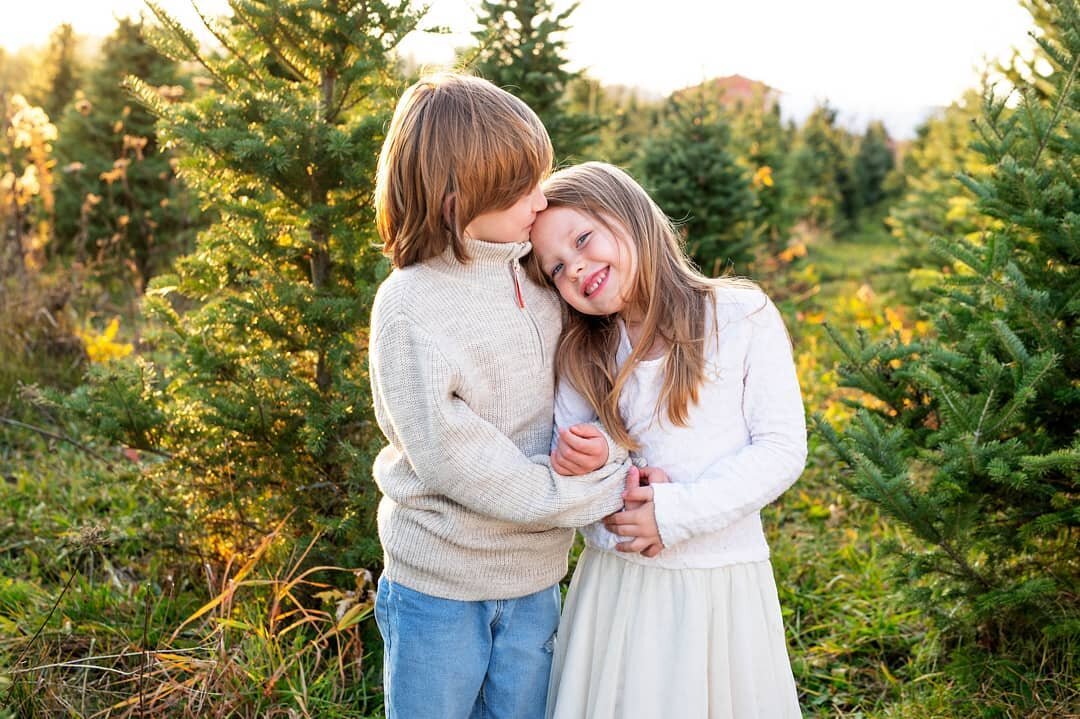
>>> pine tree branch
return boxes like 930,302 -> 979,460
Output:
144,1 -> 232,90
1032,32 -> 1080,167
190,0 -> 262,84
937,536 -> 996,593
191,138 -> 307,210
972,388 -> 994,445
229,1 -> 308,83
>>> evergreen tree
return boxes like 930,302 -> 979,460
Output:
567,80 -> 662,167
29,24 -> 82,120
64,0 -> 422,568
816,0 -> 1079,656
636,88 -> 756,275
887,91 -> 990,276
52,17 -> 197,288
835,126 -> 860,227
782,104 -> 848,231
469,0 -> 601,163
851,120 -> 895,214
730,96 -> 792,250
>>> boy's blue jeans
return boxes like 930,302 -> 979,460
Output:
375,575 -> 560,719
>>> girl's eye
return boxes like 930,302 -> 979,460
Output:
551,262 -> 564,278
575,232 -> 590,247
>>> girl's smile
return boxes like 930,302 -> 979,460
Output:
582,266 -> 609,297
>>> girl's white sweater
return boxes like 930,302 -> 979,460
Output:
556,285 -> 807,568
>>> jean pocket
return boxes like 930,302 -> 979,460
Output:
374,576 -> 392,651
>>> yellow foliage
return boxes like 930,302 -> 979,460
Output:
78,317 -> 134,363
74,92 -> 92,115
794,279 -> 932,430
2,94 -> 56,272
752,165 -> 774,189
778,241 -> 807,263
945,194 -> 975,223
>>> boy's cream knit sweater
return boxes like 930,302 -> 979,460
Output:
368,239 -> 630,600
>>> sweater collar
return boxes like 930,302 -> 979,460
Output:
431,238 -> 533,278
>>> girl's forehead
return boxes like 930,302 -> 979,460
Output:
534,206 -> 579,237
536,206 -> 589,234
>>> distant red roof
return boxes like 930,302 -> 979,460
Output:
674,74 -> 779,108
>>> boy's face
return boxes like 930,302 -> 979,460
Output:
463,183 -> 548,245
530,205 -> 638,317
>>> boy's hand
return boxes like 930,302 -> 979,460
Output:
550,423 -> 609,475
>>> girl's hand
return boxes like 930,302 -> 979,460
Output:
550,423 -> 609,475
637,466 -> 670,486
622,465 -> 669,511
604,482 -> 665,557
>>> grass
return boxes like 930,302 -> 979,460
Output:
0,433 -> 385,717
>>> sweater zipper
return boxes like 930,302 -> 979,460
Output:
511,260 -> 525,308
511,260 -> 545,361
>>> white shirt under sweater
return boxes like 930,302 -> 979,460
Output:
369,238 -> 630,601
555,285 -> 807,569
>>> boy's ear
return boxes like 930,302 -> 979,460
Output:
442,194 -> 456,227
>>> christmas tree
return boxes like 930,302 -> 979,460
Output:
817,0 -> 1079,658
28,24 -> 82,120
469,0 -> 601,163
52,17 -> 197,288
886,91 -> 990,278
782,103 -> 849,231
729,92 -> 792,251
65,0 -> 422,567
565,80 -> 662,167
636,86 -> 756,275
851,120 -> 895,215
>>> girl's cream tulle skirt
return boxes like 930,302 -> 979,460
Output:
546,548 -> 802,719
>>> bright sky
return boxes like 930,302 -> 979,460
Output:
4,0 -> 1037,137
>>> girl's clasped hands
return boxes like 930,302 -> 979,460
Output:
551,433 -> 668,558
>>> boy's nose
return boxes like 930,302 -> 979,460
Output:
532,185 -> 548,211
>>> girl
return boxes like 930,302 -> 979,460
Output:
528,162 -> 806,719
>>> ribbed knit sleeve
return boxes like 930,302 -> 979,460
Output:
649,297 -> 807,548
370,316 -> 628,528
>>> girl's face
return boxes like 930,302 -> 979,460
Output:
530,206 -> 638,317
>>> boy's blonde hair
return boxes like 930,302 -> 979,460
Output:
528,162 -> 756,450
375,73 -> 553,268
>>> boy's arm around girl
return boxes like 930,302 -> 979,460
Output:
368,286 -> 631,529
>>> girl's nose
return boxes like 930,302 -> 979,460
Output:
569,255 -> 586,280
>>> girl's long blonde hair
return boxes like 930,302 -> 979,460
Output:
531,162 -> 753,450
